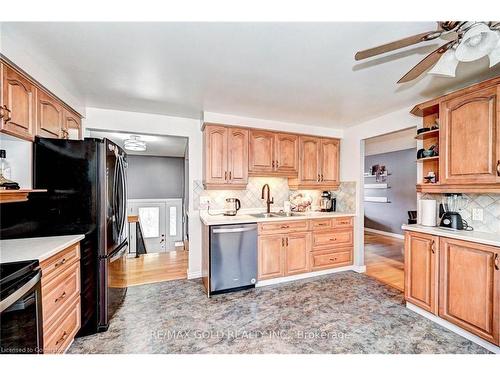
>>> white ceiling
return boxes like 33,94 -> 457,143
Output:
3,22 -> 500,128
88,130 -> 187,157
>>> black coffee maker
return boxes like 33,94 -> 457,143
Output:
320,191 -> 336,212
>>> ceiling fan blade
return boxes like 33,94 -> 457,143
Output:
397,40 -> 456,84
354,31 -> 443,61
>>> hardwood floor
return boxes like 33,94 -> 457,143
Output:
364,232 -> 404,291
110,250 -> 188,288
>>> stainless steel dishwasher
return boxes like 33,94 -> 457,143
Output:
210,223 -> 257,294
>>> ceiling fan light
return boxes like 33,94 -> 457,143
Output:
428,49 -> 459,77
124,135 -> 147,151
455,23 -> 499,62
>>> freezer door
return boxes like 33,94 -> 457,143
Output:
210,224 -> 257,292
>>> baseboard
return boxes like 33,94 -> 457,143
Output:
364,227 -> 404,240
256,265 -> 356,287
406,302 -> 499,354
187,270 -> 202,279
353,265 -> 366,273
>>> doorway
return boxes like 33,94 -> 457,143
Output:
362,128 -> 417,291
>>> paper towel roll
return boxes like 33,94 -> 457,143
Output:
420,199 -> 437,227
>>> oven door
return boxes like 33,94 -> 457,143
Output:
0,270 -> 43,354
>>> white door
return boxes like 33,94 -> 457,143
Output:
128,199 -> 183,253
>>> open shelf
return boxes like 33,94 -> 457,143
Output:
0,189 -> 47,204
416,156 -> 439,162
415,128 -> 439,140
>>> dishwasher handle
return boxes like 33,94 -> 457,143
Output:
212,227 -> 256,234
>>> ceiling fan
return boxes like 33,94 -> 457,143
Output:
355,22 -> 500,83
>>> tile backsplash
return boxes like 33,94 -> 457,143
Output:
193,177 -> 356,213
422,193 -> 500,234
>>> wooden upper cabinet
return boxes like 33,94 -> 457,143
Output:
1,63 -> 36,141
37,90 -> 63,139
439,237 -> 499,345
320,138 -> 340,184
404,231 -> 439,314
284,232 -> 310,276
227,127 -> 248,184
249,130 -> 275,173
275,133 -> 298,175
203,124 -> 248,189
63,108 -> 82,140
258,234 -> 284,280
299,136 -> 321,184
440,86 -> 499,184
203,125 -> 228,186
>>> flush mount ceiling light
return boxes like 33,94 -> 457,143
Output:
354,21 -> 500,83
124,135 -> 146,151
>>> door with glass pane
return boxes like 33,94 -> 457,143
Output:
128,199 -> 183,253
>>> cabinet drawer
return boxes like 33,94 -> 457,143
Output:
259,220 -> 309,234
42,262 -> 80,330
312,229 -> 353,249
310,218 -> 333,230
332,217 -> 353,228
311,249 -> 352,271
41,243 -> 80,285
43,297 -> 80,354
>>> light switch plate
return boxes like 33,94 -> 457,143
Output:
472,208 -> 484,221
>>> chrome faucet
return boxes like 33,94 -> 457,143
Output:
261,184 -> 274,214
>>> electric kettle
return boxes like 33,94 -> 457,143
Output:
224,198 -> 241,216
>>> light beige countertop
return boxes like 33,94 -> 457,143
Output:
0,234 -> 85,263
200,209 -> 356,226
402,224 -> 500,248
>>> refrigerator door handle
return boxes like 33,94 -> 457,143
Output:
118,155 -> 127,238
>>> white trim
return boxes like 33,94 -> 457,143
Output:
406,302 -> 499,354
353,265 -> 366,273
256,266 -> 356,287
364,227 -> 404,240
187,270 -> 202,279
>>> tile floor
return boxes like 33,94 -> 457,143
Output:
68,272 -> 489,354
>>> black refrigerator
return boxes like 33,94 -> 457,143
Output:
0,137 -> 128,336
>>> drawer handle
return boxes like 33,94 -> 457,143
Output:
329,257 -> 337,261
329,238 -> 337,241
282,237 -> 285,247
431,240 -> 436,254
54,291 -> 67,303
495,254 -> 499,271
497,160 -> 500,177
281,225 -> 289,229
318,223 -> 327,226
56,331 -> 68,346
54,258 -> 67,268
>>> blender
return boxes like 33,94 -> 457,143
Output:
439,194 -> 469,230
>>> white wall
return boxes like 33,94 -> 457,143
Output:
341,107 -> 419,267
365,127 -> 416,156
84,107 -> 204,278
0,134 -> 32,188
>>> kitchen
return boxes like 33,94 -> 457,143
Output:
1,18 -> 500,365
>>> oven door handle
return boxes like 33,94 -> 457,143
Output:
0,271 -> 41,313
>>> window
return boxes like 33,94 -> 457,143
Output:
169,206 -> 177,236
138,206 -> 159,238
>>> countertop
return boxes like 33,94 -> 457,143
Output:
0,234 -> 85,264
402,224 -> 500,248
200,210 -> 356,226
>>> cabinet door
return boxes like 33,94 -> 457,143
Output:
439,237 -> 499,345
63,108 -> 82,140
320,138 -> 340,184
258,234 -> 284,280
227,127 -> 248,185
249,130 -> 275,173
284,232 -> 310,275
275,133 -> 298,175
1,64 -> 36,141
203,125 -> 228,185
37,90 -> 63,138
404,231 -> 439,314
440,86 -> 499,184
299,136 -> 320,184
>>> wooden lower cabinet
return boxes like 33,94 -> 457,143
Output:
40,242 -> 81,353
284,232 -> 311,276
404,231 -> 439,314
438,237 -> 499,345
257,218 -> 353,280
